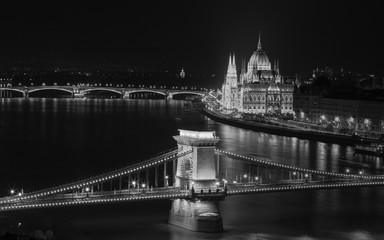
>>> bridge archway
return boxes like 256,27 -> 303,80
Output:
0,88 -> 25,98
125,90 -> 166,99
81,88 -> 123,99
169,92 -> 204,100
28,88 -> 73,98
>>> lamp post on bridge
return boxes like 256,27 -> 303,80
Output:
254,176 -> 260,184
165,175 -> 169,188
243,174 -> 248,183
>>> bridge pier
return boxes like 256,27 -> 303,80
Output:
169,199 -> 223,232
169,129 -> 224,232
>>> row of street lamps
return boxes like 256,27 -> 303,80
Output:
9,175 -> 171,197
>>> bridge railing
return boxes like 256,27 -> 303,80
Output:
11,187 -> 185,203
226,178 -> 384,195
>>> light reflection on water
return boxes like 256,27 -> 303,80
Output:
1,98 -> 384,239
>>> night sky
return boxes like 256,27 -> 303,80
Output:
0,0 -> 383,75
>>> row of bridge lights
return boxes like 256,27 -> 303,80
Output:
216,149 -> 381,179
4,181 -> 384,211
1,152 -> 179,204
1,193 -> 191,211
17,83 -> 206,91
27,175 -> 168,197
228,181 -> 384,195
220,175 -> 260,186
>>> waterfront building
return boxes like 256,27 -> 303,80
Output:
221,34 -> 294,115
294,83 -> 384,136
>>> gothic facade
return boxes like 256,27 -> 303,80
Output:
221,34 -> 294,115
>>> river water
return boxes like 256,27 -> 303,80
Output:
1,98 -> 384,240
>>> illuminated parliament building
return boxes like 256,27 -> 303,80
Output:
221,34 -> 294,115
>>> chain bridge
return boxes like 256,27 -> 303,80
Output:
1,130 -> 384,232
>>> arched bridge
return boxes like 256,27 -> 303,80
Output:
1,130 -> 383,232
0,86 -> 206,99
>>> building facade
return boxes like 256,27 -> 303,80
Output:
294,87 -> 384,135
221,34 -> 294,115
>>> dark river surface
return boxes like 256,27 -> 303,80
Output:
1,98 -> 384,240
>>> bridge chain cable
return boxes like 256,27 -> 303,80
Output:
215,149 -> 384,180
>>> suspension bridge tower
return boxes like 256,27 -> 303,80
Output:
169,129 -> 225,232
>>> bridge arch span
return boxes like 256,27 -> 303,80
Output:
28,87 -> 73,95
0,88 -> 26,96
125,89 -> 166,96
170,91 -> 204,97
81,88 -> 123,95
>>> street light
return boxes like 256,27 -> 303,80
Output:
10,189 -> 15,195
85,186 -> 90,197
165,176 -> 169,187
345,168 -> 350,174
132,181 -> 136,188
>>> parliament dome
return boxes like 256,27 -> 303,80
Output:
249,50 -> 270,67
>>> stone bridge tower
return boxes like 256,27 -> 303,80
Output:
169,129 -> 224,232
